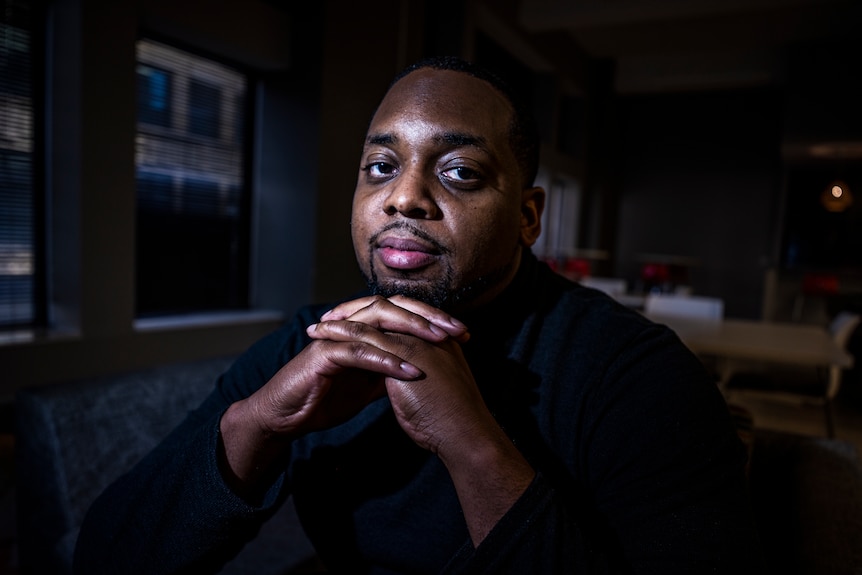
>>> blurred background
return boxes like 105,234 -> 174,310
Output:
2,0 -> 862,572
2,0 -> 862,390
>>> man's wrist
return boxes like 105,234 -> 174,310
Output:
442,431 -> 534,484
218,400 -> 290,502
438,427 -> 535,545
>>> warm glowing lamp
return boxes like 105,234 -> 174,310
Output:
820,180 -> 853,212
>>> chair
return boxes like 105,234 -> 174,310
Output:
15,356 -> 319,575
579,276 -> 627,299
643,293 -> 725,321
723,311 -> 862,438
748,429 -> 862,573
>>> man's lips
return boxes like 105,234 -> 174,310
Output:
375,236 -> 441,270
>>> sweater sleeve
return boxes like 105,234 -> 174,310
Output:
73,311 -> 318,575
442,322 -> 764,574
440,473 -> 592,574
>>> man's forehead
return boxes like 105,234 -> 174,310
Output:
378,68 -> 510,118
369,71 -> 511,146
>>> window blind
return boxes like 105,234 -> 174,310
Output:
0,0 -> 37,328
135,38 -> 250,316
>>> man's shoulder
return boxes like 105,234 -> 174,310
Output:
535,269 -> 654,336
528,269 -> 690,378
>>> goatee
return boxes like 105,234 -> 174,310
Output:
363,259 -> 513,313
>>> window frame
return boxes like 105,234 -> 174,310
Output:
136,62 -> 174,130
133,33 -> 256,318
0,0 -> 47,330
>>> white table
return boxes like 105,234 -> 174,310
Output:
645,314 -> 855,370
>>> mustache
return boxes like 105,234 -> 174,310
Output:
368,221 -> 451,255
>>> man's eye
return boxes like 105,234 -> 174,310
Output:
362,162 -> 396,178
441,166 -> 481,182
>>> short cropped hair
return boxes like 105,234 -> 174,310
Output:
391,56 -> 540,189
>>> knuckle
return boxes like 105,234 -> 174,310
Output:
306,339 -> 331,354
344,320 -> 367,339
393,334 -> 420,358
367,296 -> 389,312
347,341 -> 377,363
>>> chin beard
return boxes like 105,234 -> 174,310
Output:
363,260 -> 513,312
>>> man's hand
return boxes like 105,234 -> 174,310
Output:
310,296 -> 480,454
309,295 -> 535,545
218,295 -> 468,497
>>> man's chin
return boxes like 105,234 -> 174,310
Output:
365,274 -> 500,313
367,278 -> 453,310
363,257 -> 514,313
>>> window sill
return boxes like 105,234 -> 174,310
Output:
0,328 -> 80,347
0,309 -> 285,348
133,309 -> 285,332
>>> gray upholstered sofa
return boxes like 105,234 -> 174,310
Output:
748,429 -> 862,574
14,356 -> 862,574
15,356 -> 319,575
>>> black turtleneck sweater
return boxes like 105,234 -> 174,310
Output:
74,252 -> 762,574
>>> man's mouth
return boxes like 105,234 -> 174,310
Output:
376,237 -> 441,270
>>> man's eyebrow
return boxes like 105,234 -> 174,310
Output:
365,132 -> 488,150
437,132 -> 487,149
367,133 -> 397,146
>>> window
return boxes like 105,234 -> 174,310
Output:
533,169 -> 582,266
188,79 -> 221,138
137,64 -> 172,128
135,38 -> 250,316
0,0 -> 42,329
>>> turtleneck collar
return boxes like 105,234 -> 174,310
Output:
457,249 -> 542,347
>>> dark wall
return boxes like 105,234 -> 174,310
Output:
779,38 -> 862,277
613,89 -> 783,318
310,0 -> 466,304
311,1 -> 408,303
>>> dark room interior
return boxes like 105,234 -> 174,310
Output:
2,0 -> 862,573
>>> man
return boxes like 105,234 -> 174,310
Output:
75,56 -> 761,573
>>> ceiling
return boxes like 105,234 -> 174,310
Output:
516,0 -> 862,94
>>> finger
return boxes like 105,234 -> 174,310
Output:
307,319 -> 425,368
385,295 -> 469,340
319,297 -> 377,321
307,320 -> 438,377
321,296 -> 469,342
307,318 -> 419,351
308,338 -> 424,380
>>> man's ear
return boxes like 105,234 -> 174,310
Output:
519,186 -> 545,247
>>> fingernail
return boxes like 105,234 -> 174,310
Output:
448,317 -> 467,330
306,323 -> 318,333
429,323 -> 448,339
320,309 -> 333,319
400,362 -> 423,378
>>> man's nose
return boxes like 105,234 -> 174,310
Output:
383,168 -> 440,219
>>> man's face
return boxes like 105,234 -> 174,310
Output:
351,68 -> 543,312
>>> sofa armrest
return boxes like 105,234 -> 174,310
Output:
15,356 -> 317,575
